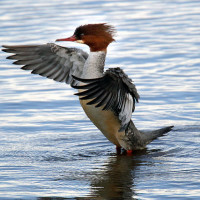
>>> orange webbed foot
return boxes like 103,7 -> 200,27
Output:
126,150 -> 133,155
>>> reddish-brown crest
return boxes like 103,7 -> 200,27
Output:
74,23 -> 116,51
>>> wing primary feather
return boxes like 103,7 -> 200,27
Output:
86,90 -> 107,105
74,85 -> 100,96
95,93 -> 110,107
102,92 -> 114,110
53,67 -> 67,82
44,57 -> 64,78
100,93 -> 112,109
79,87 -> 102,100
94,81 -> 116,107
29,56 -> 56,74
3,44 -> 88,86
72,81 -> 100,90
13,58 -> 43,65
21,63 -> 41,70
7,54 -> 39,60
38,57 -> 61,77
102,81 -> 119,111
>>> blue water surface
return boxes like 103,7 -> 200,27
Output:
0,0 -> 200,199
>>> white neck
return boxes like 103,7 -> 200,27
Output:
81,51 -> 106,79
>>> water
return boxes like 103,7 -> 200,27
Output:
0,0 -> 200,199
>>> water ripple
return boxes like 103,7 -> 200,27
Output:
0,0 -> 200,199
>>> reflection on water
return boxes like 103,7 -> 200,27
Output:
88,153 -> 143,199
0,0 -> 200,199
38,154 -> 143,200
36,135 -> 200,200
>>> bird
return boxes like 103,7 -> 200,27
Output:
2,23 -> 173,155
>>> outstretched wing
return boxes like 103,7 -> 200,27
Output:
2,43 -> 88,85
72,67 -> 140,132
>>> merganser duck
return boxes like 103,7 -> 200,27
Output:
2,23 -> 173,154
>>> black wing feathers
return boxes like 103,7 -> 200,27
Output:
72,67 -> 140,131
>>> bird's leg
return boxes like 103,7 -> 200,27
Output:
126,150 -> 133,155
116,146 -> 121,155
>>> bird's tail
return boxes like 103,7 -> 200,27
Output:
142,126 -> 174,144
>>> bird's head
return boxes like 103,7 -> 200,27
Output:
56,23 -> 116,52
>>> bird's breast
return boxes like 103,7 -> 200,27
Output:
79,97 -> 124,147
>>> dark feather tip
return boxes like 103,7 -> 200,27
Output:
2,49 -> 9,53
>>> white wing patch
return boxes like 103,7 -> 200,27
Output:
118,93 -> 133,132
